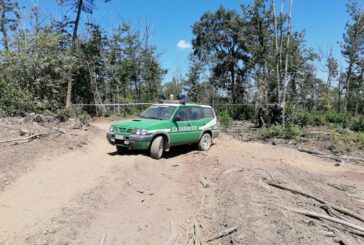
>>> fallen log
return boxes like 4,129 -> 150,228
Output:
99,233 -> 106,245
193,219 -> 201,245
206,226 -> 238,243
298,148 -> 342,162
327,183 -> 355,192
288,208 -> 364,232
166,220 -> 178,245
308,131 -> 341,136
267,182 -> 364,223
0,131 -> 60,144
298,148 -> 326,155
340,155 -> 364,163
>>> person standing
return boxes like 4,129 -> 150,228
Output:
270,103 -> 283,125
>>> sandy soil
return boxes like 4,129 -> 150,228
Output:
0,119 -> 363,244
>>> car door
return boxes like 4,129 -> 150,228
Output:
169,106 -> 194,145
188,106 -> 205,142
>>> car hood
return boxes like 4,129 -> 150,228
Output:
112,118 -> 166,130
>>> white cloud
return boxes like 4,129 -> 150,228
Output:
177,40 -> 192,49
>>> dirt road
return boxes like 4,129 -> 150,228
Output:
1,121 -> 364,244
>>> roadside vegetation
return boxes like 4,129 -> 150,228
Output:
0,0 -> 363,149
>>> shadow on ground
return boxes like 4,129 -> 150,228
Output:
107,144 -> 208,159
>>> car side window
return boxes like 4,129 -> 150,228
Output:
174,107 -> 189,121
202,107 -> 214,119
189,107 -> 203,121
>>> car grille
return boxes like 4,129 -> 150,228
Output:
118,127 -> 132,134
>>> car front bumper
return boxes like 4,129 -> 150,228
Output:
212,129 -> 219,139
106,132 -> 152,150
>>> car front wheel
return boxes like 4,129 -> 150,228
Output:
116,146 -> 125,154
198,133 -> 212,151
150,136 -> 164,159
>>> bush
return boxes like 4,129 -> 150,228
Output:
233,105 -> 255,121
258,125 -> 285,138
0,79 -> 35,116
325,111 -> 349,127
218,110 -> 232,128
77,111 -> 91,124
258,125 -> 304,139
286,125 -> 303,138
291,110 -> 315,126
350,116 -> 364,132
55,108 -> 75,122
356,133 -> 364,145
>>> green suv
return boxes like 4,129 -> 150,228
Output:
106,102 -> 219,159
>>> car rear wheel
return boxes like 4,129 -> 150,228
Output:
198,133 -> 212,151
150,136 -> 164,159
116,146 -> 125,154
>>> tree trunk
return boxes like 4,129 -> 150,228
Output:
355,66 -> 364,114
344,62 -> 353,114
271,0 -> 281,104
338,75 -> 342,113
278,0 -> 285,103
66,0 -> 83,109
230,63 -> 236,104
282,0 -> 293,127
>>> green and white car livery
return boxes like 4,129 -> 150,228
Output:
106,102 -> 219,159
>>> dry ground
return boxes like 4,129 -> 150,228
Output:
0,117 -> 363,244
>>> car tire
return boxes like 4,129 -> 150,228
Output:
150,136 -> 164,159
198,133 -> 212,151
116,146 -> 124,154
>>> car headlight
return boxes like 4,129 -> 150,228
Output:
132,128 -> 148,135
109,125 -> 114,132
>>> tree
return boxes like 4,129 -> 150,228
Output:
185,55 -> 204,102
325,50 -> 338,109
58,0 -> 110,108
341,1 -> 364,113
192,7 -> 250,104
0,30 -> 75,110
0,0 -> 20,51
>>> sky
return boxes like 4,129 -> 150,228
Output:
23,0 -> 350,82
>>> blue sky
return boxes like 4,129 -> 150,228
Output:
23,0 -> 350,82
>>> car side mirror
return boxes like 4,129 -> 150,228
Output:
173,115 -> 181,122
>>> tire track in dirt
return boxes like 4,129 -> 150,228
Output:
1,123 -> 364,244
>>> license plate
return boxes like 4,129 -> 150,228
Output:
115,135 -> 124,140
124,140 -> 129,145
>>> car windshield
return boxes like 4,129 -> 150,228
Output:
140,105 -> 176,120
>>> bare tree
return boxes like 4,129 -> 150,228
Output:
271,0 -> 280,103
282,0 -> 293,126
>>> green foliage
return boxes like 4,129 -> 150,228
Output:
1,31 -> 75,111
77,111 -> 92,124
356,133 -> 364,145
291,110 -> 315,126
258,125 -> 304,139
55,108 -> 76,122
0,79 -> 35,116
55,108 -> 91,124
218,110 -> 232,128
325,111 -> 349,127
350,116 -> 364,132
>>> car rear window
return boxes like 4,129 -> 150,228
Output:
189,107 -> 204,120
202,107 -> 215,119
